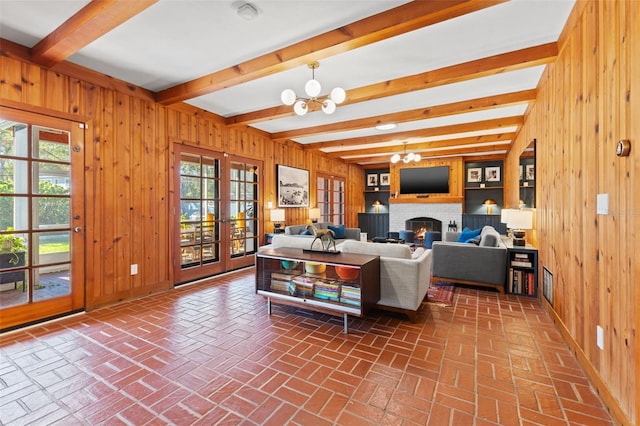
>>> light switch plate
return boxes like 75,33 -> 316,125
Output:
597,194 -> 609,215
596,325 -> 604,350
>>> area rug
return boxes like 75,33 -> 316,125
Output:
425,280 -> 456,306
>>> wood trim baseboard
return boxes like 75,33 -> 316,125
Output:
541,298 -> 631,426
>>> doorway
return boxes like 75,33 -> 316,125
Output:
174,145 -> 260,284
0,107 -> 85,331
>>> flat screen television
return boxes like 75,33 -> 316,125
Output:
399,166 -> 450,194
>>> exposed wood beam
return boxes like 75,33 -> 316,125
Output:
347,143 -> 509,164
31,0 -> 158,68
272,91 -> 534,142
326,133 -> 516,158
305,116 -> 523,150
156,0 -> 506,105
227,42 -> 557,126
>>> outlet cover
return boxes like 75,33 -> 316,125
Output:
131,264 -> 138,275
596,325 -> 604,350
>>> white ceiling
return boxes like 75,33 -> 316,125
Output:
0,0 -> 575,166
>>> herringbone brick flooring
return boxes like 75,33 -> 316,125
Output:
0,268 -> 613,425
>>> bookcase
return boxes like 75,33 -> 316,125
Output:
506,245 -> 538,297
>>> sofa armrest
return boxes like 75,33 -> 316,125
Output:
344,227 -> 361,240
431,241 -> 507,285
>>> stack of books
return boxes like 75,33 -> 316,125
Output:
270,271 -> 296,294
511,253 -> 532,267
291,275 -> 314,296
340,285 -> 361,306
313,280 -> 340,301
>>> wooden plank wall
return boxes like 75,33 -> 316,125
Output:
0,53 -> 364,311
505,1 -> 638,424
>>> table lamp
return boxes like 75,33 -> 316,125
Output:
270,209 -> 285,233
508,209 -> 533,246
309,207 -> 321,223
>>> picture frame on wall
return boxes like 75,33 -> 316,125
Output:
379,173 -> 390,186
277,164 -> 309,207
485,166 -> 500,182
519,165 -> 524,181
467,167 -> 482,183
367,174 -> 378,186
525,164 -> 535,181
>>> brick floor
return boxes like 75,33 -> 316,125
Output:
0,268 -> 613,425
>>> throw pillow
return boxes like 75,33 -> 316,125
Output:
466,236 -> 481,245
299,230 -> 311,235
327,224 -> 346,239
456,227 -> 481,243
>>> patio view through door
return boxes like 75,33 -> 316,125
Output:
174,145 -> 260,284
0,107 -> 85,331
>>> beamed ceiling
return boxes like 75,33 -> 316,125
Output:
0,0 -> 575,167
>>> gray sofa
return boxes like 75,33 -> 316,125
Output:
284,222 -> 360,243
431,225 -> 507,293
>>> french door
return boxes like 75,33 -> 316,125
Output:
174,144 -> 260,284
0,107 -> 85,331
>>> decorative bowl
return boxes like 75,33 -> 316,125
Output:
305,262 -> 326,274
335,265 -> 359,281
280,260 -> 300,270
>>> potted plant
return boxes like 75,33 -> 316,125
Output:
0,228 -> 27,286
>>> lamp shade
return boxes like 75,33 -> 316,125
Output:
501,208 -> 514,224
508,209 -> 533,230
270,209 -> 285,222
309,208 -> 321,220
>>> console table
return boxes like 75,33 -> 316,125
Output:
256,248 -> 380,333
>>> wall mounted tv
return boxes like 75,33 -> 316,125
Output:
399,166 -> 450,194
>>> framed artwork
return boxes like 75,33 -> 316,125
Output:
485,166 -> 500,182
519,165 -> 524,181
379,173 -> 390,186
525,164 -> 535,181
367,174 -> 378,186
467,167 -> 482,183
543,267 -> 553,306
277,164 -> 309,207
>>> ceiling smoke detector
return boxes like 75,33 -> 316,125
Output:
237,2 -> 259,20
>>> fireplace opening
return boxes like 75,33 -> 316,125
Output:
405,217 -> 442,241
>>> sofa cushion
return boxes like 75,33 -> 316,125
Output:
328,224 -> 346,239
341,240 -> 411,259
412,247 -> 426,259
479,226 -> 500,247
456,227 -> 481,243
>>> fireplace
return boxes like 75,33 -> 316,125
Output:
405,217 -> 442,241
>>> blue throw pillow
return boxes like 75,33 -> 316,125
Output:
456,227 -> 481,242
327,224 -> 346,239
299,229 -> 311,235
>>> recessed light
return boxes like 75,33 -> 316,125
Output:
376,123 -> 397,131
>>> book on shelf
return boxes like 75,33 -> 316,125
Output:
511,260 -> 532,268
514,253 -> 529,259
509,268 -> 535,295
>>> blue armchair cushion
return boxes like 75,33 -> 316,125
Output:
327,224 -> 346,239
456,227 -> 481,243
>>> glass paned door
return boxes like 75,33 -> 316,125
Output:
317,173 -> 345,224
176,149 -> 223,283
0,108 -> 85,330
174,146 -> 261,283
227,159 -> 258,270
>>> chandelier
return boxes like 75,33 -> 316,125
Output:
280,62 -> 346,116
390,142 -> 421,163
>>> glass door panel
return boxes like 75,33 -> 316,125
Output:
0,108 -> 85,330
228,160 -> 258,269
